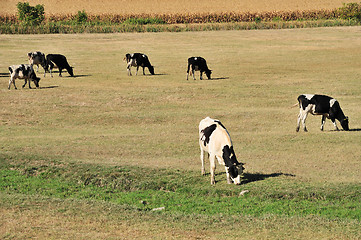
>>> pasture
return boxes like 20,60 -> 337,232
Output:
0,27 -> 361,239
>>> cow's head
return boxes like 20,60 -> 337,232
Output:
340,117 -> 349,131
205,69 -> 212,79
68,67 -> 74,77
223,145 -> 244,185
148,66 -> 155,75
227,163 -> 245,185
30,73 -> 40,88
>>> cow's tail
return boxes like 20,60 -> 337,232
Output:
290,102 -> 299,108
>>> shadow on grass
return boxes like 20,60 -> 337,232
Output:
0,73 -> 9,78
40,86 -> 59,89
348,128 -> 361,132
242,172 -> 296,185
209,77 -> 229,80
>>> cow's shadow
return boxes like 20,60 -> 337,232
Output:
40,86 -> 59,89
211,171 -> 295,185
0,73 -> 9,78
209,77 -> 229,80
241,172 -> 296,184
349,128 -> 361,132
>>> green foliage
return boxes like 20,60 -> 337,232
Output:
338,2 -> 361,21
123,17 -> 165,25
76,10 -> 88,24
16,2 -> 44,25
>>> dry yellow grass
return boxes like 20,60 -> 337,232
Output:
0,0 -> 356,15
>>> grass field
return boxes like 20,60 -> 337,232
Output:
1,27 -> 361,239
0,0 -> 356,15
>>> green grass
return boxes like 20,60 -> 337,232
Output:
1,155 -> 360,220
1,28 -> 361,238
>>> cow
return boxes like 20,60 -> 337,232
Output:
28,51 -> 46,73
8,64 -> 40,90
187,57 -> 212,80
296,94 -> 349,132
125,53 -> 155,76
44,54 -> 74,77
199,117 -> 244,185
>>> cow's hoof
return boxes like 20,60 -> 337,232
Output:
296,127 -> 300,132
304,128 -> 308,132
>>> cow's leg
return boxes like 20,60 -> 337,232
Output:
200,71 -> 203,80
297,109 -> 308,132
225,167 -> 232,184
59,68 -> 62,77
320,115 -> 326,131
192,70 -> 196,80
296,110 -> 302,132
200,147 -> 206,175
136,66 -> 139,75
50,66 -> 54,77
331,119 -> 339,131
301,112 -> 308,132
186,64 -> 190,80
142,67 -> 145,75
127,63 -> 132,76
8,77 -> 17,90
209,154 -> 216,185
22,79 -> 29,88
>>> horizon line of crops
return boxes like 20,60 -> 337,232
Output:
1,2 -> 361,33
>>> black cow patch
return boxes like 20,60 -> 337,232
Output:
222,145 -> 240,167
200,124 -> 217,146
214,120 -> 227,130
222,145 -> 241,178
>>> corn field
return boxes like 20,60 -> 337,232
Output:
0,9 -> 343,24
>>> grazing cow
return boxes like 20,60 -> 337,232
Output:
199,117 -> 244,185
187,57 -> 212,80
44,54 -> 74,77
8,64 -> 40,90
28,51 -> 46,73
296,94 -> 349,132
125,53 -> 155,76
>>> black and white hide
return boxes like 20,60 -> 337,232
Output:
8,64 -> 40,89
44,54 -> 74,77
28,51 -> 46,73
296,94 -> 349,132
199,117 -> 244,185
187,57 -> 212,80
125,53 -> 155,76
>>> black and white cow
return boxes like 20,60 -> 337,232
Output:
28,51 -> 46,73
125,53 -> 155,76
44,54 -> 74,77
199,117 -> 244,185
187,57 -> 212,80
296,94 -> 349,132
8,64 -> 40,90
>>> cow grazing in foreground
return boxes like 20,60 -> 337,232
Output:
187,57 -> 212,80
8,64 -> 40,89
125,53 -> 155,76
28,51 -> 46,73
199,117 -> 244,185
296,94 -> 349,132
44,54 -> 74,77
